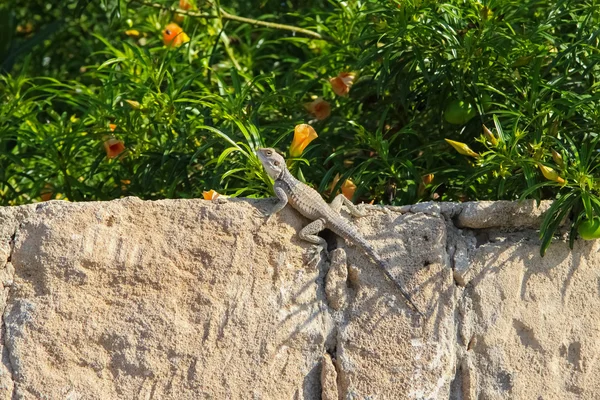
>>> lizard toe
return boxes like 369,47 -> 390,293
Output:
305,245 -> 326,266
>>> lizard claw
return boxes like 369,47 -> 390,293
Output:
306,245 -> 326,266
252,208 -> 267,219
354,203 -> 369,218
264,213 -> 275,225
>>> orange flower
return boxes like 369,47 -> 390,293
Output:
104,138 -> 126,159
179,0 -> 193,10
304,97 -> 331,120
40,184 -> 53,202
174,0 -> 194,22
163,23 -> 190,47
422,174 -> 435,185
341,178 -> 357,200
289,124 -> 318,157
16,23 -> 33,34
330,173 -> 357,200
202,189 -> 220,200
109,123 -> 117,132
329,72 -> 356,96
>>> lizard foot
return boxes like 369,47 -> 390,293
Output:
255,209 -> 275,224
213,196 -> 228,205
264,213 -> 277,225
353,203 -> 369,218
252,209 -> 268,222
305,245 -> 326,267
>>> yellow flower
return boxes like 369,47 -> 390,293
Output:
445,139 -> 479,158
202,190 -> 221,200
125,29 -> 140,37
125,100 -> 141,109
482,124 -> 498,146
304,97 -> 331,120
289,124 -> 318,157
329,72 -> 356,96
537,163 -> 565,185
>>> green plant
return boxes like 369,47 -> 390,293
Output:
1,0 -> 600,255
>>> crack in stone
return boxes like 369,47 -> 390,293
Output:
320,349 -> 340,400
316,229 -> 345,398
0,201 -> 553,398
2,226 -> 19,400
299,229 -> 336,399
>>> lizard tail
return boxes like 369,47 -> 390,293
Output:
362,242 -> 424,317
327,220 -> 423,316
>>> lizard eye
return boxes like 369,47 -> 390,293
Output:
273,161 -> 280,166
266,150 -> 272,156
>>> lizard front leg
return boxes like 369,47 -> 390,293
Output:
330,194 -> 367,218
264,181 -> 288,224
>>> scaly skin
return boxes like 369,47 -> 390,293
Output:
256,148 -> 423,316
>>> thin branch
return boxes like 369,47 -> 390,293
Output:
217,9 -> 325,40
130,0 -> 216,18
129,0 -> 326,40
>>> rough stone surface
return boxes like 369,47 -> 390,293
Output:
320,353 -> 338,400
331,211 -> 455,399
4,199 -> 329,399
0,197 -> 598,399
0,205 -> 35,400
325,248 -> 348,311
459,230 -> 600,399
456,200 -> 552,229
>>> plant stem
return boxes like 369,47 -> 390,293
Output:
130,0 -> 326,40
217,9 -> 324,40
130,0 -> 217,19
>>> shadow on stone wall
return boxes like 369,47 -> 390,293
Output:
0,198 -> 597,399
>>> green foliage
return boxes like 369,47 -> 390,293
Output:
1,0 -> 600,254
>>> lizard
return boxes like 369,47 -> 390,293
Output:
256,147 -> 423,316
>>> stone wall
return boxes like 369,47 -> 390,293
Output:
0,198 -> 597,399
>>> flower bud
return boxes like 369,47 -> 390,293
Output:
551,149 -> 564,168
445,139 -> 479,158
537,163 -> 565,185
482,124 -> 498,146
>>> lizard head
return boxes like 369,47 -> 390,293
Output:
256,148 -> 286,179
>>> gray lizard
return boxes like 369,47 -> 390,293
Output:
256,147 -> 423,316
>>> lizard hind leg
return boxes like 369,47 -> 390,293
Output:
329,194 -> 367,218
299,218 -> 328,265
